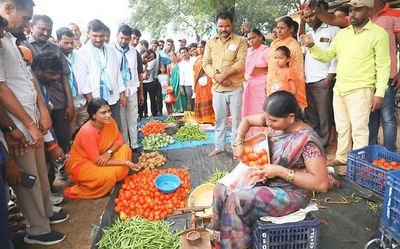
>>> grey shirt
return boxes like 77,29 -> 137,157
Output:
0,32 -> 39,141
25,35 -> 70,110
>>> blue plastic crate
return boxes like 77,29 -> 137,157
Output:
346,145 -> 400,195
252,213 -> 319,249
378,224 -> 399,248
380,170 -> 400,242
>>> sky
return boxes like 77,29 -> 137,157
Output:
34,0 -> 132,41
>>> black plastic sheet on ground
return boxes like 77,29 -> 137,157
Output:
91,144 -> 382,249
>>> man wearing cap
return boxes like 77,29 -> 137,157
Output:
302,0 -> 390,166
312,0 -> 400,153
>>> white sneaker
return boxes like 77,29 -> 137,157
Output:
50,194 -> 64,205
52,205 -> 62,213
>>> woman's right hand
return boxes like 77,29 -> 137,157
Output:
126,161 -> 140,171
233,144 -> 244,160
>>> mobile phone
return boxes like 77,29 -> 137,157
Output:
242,17 -> 248,24
11,172 -> 37,189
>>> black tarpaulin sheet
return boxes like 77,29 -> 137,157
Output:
91,145 -> 382,249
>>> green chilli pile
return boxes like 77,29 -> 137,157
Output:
142,134 -> 174,150
163,116 -> 177,123
204,170 -> 229,185
175,124 -> 208,142
97,217 -> 180,249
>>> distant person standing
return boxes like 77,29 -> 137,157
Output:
113,25 -> 144,150
68,22 -> 82,50
204,11 -> 247,156
179,47 -> 195,111
130,28 -> 141,48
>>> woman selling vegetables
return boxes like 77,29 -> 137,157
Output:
210,91 -> 329,249
65,98 -> 138,199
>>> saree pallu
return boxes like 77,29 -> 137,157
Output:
193,56 -> 215,124
169,64 -> 186,113
210,128 -> 322,249
65,120 -> 131,199
242,74 -> 266,138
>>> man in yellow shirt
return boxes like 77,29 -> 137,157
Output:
302,0 -> 390,166
204,11 -> 247,156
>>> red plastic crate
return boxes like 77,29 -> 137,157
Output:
346,145 -> 400,195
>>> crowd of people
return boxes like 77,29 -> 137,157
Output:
0,0 -> 398,247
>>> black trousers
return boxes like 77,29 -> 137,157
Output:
139,82 -> 158,117
154,80 -> 163,115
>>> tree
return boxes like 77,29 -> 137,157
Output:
128,0 -> 302,38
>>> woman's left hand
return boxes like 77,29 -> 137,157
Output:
248,164 -> 283,179
97,152 -> 111,166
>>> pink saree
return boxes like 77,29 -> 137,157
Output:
242,44 -> 269,137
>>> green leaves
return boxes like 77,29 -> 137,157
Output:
128,0 -> 302,37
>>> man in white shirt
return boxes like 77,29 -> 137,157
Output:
56,27 -> 90,134
112,25 -> 144,150
179,47 -> 195,111
75,19 -> 126,130
302,5 -> 340,148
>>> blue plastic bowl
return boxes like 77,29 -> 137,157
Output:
154,174 -> 181,194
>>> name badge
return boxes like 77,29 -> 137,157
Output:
228,44 -> 238,51
319,37 -> 330,43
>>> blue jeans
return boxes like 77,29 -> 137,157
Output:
369,81 -> 398,151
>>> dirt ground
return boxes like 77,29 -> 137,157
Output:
14,110 -> 400,249
15,181 -> 109,249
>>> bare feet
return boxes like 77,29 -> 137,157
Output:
208,150 -> 223,157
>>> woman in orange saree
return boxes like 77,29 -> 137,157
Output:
267,16 -> 307,110
193,41 -> 215,124
64,98 -> 137,199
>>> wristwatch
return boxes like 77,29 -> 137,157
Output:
1,124 -> 17,134
107,149 -> 113,155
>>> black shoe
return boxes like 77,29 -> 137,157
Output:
49,212 -> 69,224
24,231 -> 65,245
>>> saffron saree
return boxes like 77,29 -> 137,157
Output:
65,120 -> 131,199
193,55 -> 215,124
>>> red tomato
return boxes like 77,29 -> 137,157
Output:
244,146 -> 253,155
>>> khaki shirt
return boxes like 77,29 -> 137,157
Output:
203,33 -> 247,92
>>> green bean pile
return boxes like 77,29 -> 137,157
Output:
175,124 -> 208,142
97,217 -> 180,249
204,170 -> 229,185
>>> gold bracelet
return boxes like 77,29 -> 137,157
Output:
287,169 -> 295,183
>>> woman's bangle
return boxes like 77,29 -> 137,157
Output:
47,143 -> 58,152
286,169 -> 296,183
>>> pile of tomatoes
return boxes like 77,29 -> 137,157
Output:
140,120 -> 166,136
114,168 -> 190,221
240,145 -> 270,167
371,159 -> 400,170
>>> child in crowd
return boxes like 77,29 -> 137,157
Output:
268,46 -> 297,95
157,64 -> 172,114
